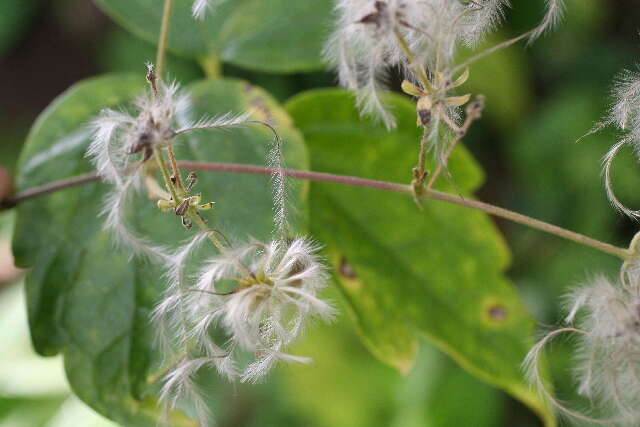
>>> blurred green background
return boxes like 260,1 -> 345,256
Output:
2,0 -> 640,425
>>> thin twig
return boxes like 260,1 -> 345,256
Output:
451,31 -> 530,76
0,173 -> 100,209
165,146 -> 184,190
155,0 -> 175,78
2,162 -> 631,260
427,100 -> 483,189
393,28 -> 433,93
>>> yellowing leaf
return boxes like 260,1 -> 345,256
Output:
286,88 -> 555,427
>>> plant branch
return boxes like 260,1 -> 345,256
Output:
0,173 -> 100,209
2,162 -> 631,260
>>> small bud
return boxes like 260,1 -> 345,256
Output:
157,199 -> 174,212
127,132 -> 151,155
401,80 -> 423,97
175,198 -> 191,216
198,202 -> 215,211
418,109 -> 432,127
146,62 -> 158,95
186,172 -> 198,192
443,94 -> 471,108
448,68 -> 470,89
188,195 -> 202,206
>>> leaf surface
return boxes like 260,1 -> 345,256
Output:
94,0 -> 333,73
286,88 -> 554,426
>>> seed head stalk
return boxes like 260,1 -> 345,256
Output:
393,28 -> 433,94
153,148 -> 220,251
156,0 -> 175,78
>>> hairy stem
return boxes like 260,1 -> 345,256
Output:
154,148 -> 223,252
393,28 -> 433,92
451,32 -> 529,76
411,128 -> 431,207
5,162 -> 630,260
153,149 -> 256,278
156,0 -> 175,78
154,147 -> 181,206
166,146 -> 184,190
427,107 -> 480,189
416,127 -> 430,182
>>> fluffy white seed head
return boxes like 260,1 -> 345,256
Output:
152,233 -> 212,360
325,0 -> 509,127
189,238 -> 335,378
86,79 -> 191,261
155,237 -> 335,422
462,0 -> 511,46
525,272 -> 640,425
325,0 -> 561,128
87,80 -> 190,184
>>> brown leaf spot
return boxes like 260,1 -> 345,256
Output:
339,257 -> 357,280
487,304 -> 508,322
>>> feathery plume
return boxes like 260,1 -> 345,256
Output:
529,0 -> 565,41
325,0 -> 563,129
462,0 -> 511,46
192,0 -> 212,20
580,67 -> 640,218
155,237 -> 335,424
525,270 -> 640,425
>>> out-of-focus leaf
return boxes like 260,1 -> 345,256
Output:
459,32 -> 531,130
0,396 -> 67,426
0,0 -> 38,55
279,294 -> 504,427
99,28 -> 202,83
93,0 -> 333,73
0,282 -> 117,427
11,74 -> 308,425
286,88 -> 554,426
392,346 -> 503,427
504,84 -> 636,415
279,294 -> 399,427
506,86 -> 631,296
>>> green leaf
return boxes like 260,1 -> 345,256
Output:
279,291 -> 504,427
506,86 -> 628,297
285,89 -> 554,426
93,0 -> 333,73
11,74 -> 308,425
99,28 -> 203,83
393,346 -> 504,427
459,32 -> 531,131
